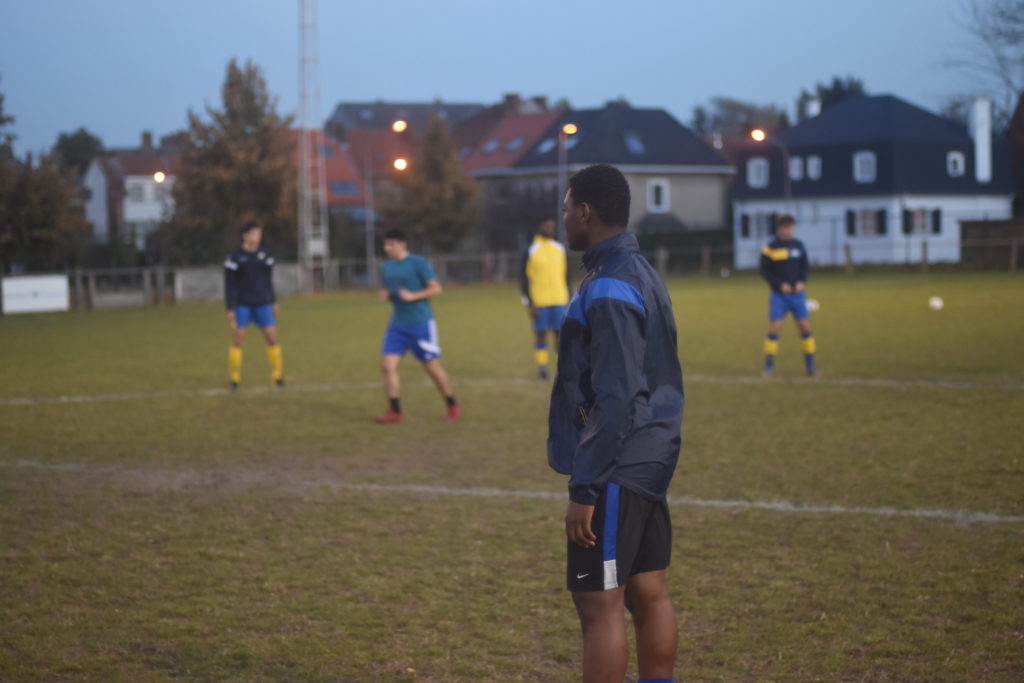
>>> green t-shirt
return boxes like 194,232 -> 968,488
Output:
382,254 -> 438,326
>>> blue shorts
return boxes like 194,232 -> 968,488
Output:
534,304 -> 568,332
235,304 -> 276,328
769,291 -> 809,321
382,319 -> 441,362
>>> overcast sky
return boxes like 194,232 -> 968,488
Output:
1,0 -> 983,154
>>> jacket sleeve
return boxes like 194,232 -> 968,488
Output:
569,296 -> 647,505
519,248 -> 531,305
224,255 -> 238,310
266,254 -> 277,304
759,246 -> 781,289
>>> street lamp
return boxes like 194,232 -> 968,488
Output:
750,128 -> 791,210
556,122 -> 578,244
363,124 -> 409,287
152,171 -> 166,183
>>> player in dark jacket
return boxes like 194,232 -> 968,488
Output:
224,220 -> 283,390
548,164 -> 683,682
759,214 -> 818,377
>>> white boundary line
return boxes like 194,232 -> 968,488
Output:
2,374 -> 1022,407
3,460 -> 1022,525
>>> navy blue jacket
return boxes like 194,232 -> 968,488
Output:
224,247 -> 276,310
759,238 -> 808,292
548,232 -> 684,505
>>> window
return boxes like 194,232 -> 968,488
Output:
482,139 -> 501,154
624,131 -> 645,156
846,208 -> 888,236
646,179 -> 670,213
320,145 -> 335,158
947,151 -> 966,177
740,213 -> 750,238
807,155 -> 822,180
154,184 -> 171,202
506,137 -> 524,151
330,181 -> 360,196
789,157 -> 804,181
536,137 -> 557,154
853,150 -> 877,183
746,157 -> 769,188
127,184 -> 145,202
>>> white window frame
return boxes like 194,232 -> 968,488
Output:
646,178 -> 670,213
807,155 -> 822,180
946,151 -> 966,177
789,156 -> 804,181
746,157 -> 769,189
853,150 -> 877,183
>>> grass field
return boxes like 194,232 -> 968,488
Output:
1,270 -> 1023,682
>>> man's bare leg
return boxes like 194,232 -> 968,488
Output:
625,570 -> 677,680
422,358 -> 454,398
572,587 -> 629,683
381,354 -> 401,400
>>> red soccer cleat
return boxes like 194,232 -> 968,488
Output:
374,410 -> 403,424
446,403 -> 461,422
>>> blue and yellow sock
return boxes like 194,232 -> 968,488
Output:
228,346 -> 243,384
764,334 -> 779,372
534,341 -> 549,369
802,332 -> 816,374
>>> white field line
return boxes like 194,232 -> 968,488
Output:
3,459 -> 1023,525
2,374 -> 1022,408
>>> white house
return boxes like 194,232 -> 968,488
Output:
83,132 -> 177,249
732,96 -> 1015,267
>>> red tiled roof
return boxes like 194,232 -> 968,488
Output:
462,110 -> 563,172
290,129 -> 366,206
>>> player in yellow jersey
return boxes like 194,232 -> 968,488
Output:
520,218 -> 571,379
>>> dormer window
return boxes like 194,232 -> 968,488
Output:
853,151 -> 877,183
746,157 -> 769,189
789,157 -> 804,181
947,151 -> 966,177
506,137 -> 524,151
624,131 -> 645,156
536,137 -> 557,154
807,155 -> 822,180
482,139 -> 501,154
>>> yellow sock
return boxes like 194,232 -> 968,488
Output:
228,346 -> 242,384
534,348 -> 549,366
266,345 -> 283,382
802,336 -> 817,354
764,338 -> 779,355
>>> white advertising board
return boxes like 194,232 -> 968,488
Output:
2,275 -> 70,314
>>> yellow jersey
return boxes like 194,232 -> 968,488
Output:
521,236 -> 570,307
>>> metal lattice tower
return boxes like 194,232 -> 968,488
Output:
298,0 -> 329,291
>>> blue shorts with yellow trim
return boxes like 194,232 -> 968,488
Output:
769,290 -> 809,321
533,304 -> 567,332
235,304 -> 276,328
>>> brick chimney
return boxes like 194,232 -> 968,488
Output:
141,131 -> 153,150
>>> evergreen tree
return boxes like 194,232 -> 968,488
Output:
796,76 -> 867,121
167,58 -> 295,264
53,127 -> 104,178
383,116 -> 480,253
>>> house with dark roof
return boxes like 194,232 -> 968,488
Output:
83,132 -> 179,248
326,100 -> 484,139
732,95 -> 1015,267
466,102 -> 733,250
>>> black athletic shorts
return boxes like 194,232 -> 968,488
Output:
566,481 -> 672,592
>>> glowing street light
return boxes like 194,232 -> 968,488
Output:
392,119 -> 408,133
556,122 -> 579,243
153,171 -> 167,183
393,157 -> 408,171
750,128 -> 790,208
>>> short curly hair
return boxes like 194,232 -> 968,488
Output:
567,164 -> 631,228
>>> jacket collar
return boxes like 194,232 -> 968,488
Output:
582,232 -> 638,270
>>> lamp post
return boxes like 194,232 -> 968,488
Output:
363,120 -> 408,288
556,122 -> 578,244
751,128 -> 791,210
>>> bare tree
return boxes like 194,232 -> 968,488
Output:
954,0 -> 1024,123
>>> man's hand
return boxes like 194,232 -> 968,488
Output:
565,501 -> 597,548
780,282 -> 793,294
227,310 -> 237,329
378,289 -> 390,303
528,305 -> 538,320
397,287 -> 416,302
794,281 -> 805,293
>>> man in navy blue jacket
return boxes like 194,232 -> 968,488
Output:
548,164 -> 684,683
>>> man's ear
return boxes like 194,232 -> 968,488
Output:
577,202 -> 592,225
